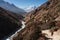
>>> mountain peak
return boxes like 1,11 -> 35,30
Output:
25,5 -> 36,12
0,0 -> 26,16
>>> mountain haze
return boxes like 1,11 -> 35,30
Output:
0,0 -> 26,16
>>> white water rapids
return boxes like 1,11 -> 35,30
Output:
6,21 -> 25,40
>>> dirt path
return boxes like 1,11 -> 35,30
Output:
42,29 -> 60,40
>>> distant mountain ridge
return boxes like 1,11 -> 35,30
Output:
25,6 -> 36,12
0,0 -> 26,16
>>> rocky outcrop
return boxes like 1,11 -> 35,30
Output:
0,7 -> 23,40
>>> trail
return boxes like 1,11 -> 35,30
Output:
42,29 -> 60,40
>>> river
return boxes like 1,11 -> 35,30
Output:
6,21 -> 25,40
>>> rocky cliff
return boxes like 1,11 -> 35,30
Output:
12,0 -> 60,40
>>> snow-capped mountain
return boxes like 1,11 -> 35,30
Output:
25,5 -> 36,12
0,0 -> 26,15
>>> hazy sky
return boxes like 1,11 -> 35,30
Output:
4,0 -> 48,9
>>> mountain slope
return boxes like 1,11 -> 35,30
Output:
12,0 -> 60,40
0,0 -> 26,16
0,7 -> 23,40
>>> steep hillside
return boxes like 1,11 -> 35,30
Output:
24,0 -> 60,29
0,7 -> 23,40
12,0 -> 60,40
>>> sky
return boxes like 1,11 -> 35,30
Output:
4,0 -> 48,9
